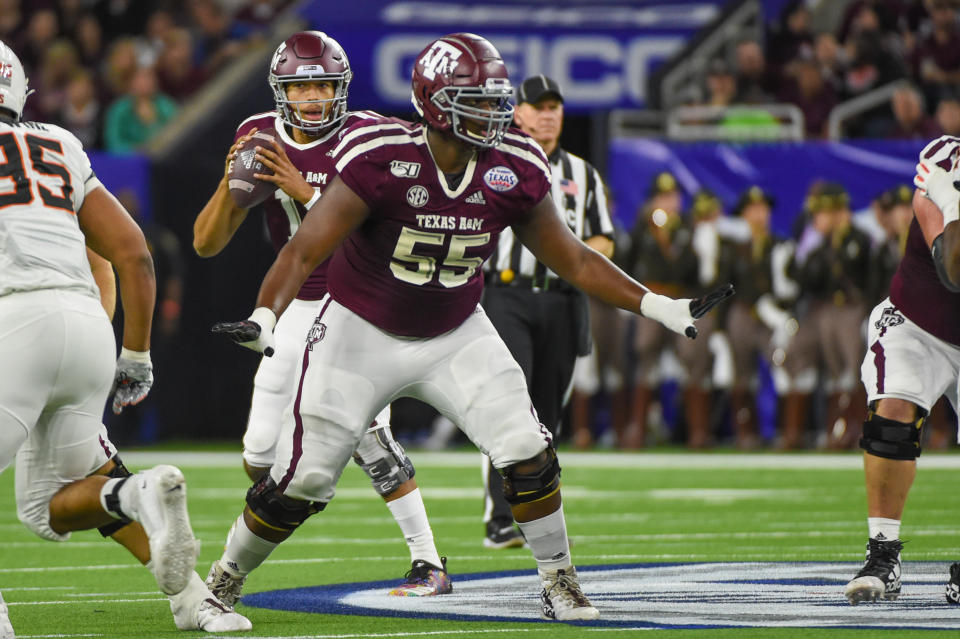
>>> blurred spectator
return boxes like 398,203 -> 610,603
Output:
913,0 -> 960,106
94,0 -> 151,38
842,31 -> 907,101
18,7 -> 59,73
887,84 -> 941,138
868,185 -> 913,305
814,32 -> 847,92
231,0 -> 291,41
724,186 -> 785,450
32,38 -> 81,122
766,1 -> 815,73
734,39 -> 775,103
0,0 -> 23,45
935,92 -> 960,135
704,59 -> 737,107
188,0 -> 245,74
778,54 -> 838,139
59,69 -> 102,149
72,12 -> 105,69
623,172 -> 698,448
102,37 -> 140,100
781,184 -> 871,450
104,65 -> 178,152
141,8 -> 178,66
56,0 -> 86,36
157,28 -> 208,101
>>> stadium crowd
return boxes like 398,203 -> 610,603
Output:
1,0 -> 291,151
695,0 -> 960,139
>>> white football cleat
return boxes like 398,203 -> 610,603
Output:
127,465 -> 198,595
205,560 -> 247,608
170,573 -> 252,632
539,566 -> 599,621
0,590 -> 14,639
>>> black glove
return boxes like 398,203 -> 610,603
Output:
684,283 -> 736,338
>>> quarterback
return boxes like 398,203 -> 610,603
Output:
194,31 -> 450,600
211,33 -> 731,622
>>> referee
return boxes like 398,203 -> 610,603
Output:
480,75 -> 615,549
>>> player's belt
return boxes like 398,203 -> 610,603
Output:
487,270 -> 577,293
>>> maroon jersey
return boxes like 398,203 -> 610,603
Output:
328,119 -> 552,337
234,110 -> 381,300
889,217 -> 960,345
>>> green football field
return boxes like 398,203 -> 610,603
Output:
2,447 -> 959,638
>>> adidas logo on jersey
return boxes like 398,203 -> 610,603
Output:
466,191 -> 486,205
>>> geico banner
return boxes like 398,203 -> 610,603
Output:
299,1 -> 726,112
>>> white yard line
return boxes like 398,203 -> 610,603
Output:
120,450 -> 960,469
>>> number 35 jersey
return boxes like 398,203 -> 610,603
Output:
0,120 -> 101,299
328,118 -> 552,337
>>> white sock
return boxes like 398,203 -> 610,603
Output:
868,517 -> 901,541
386,489 -> 442,568
516,507 -> 571,573
220,516 -> 278,576
99,476 -> 138,521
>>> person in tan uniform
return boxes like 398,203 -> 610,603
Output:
622,172 -> 699,447
780,183 -> 871,449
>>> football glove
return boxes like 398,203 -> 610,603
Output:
212,307 -> 276,357
640,284 -> 735,339
915,160 -> 960,225
112,348 -> 153,414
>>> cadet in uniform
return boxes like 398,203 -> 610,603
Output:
622,172 -> 699,447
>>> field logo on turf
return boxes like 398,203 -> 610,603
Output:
243,561 -> 960,630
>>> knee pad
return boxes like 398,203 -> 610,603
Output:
502,446 -> 561,505
97,456 -> 134,537
859,406 -> 926,460
245,475 -> 324,534
352,429 -> 415,497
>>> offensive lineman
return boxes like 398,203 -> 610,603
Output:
844,135 -> 960,605
0,41 -> 251,633
208,33 -> 731,622
193,31 -> 450,599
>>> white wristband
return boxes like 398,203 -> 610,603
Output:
304,190 -> 321,210
248,307 -> 277,333
120,347 -> 151,363
639,292 -> 669,319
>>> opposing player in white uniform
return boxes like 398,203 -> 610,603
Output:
194,31 -> 450,600
207,33 -> 731,622
844,135 -> 960,605
0,41 -> 250,634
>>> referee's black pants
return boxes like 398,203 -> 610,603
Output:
480,284 -> 581,526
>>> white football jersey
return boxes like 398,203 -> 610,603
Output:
0,119 -> 102,298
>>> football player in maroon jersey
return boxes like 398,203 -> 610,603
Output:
211,33 -> 731,622
193,31 -> 451,601
845,136 -> 960,605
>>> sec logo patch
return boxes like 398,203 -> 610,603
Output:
406,185 -> 429,208
483,166 -> 517,192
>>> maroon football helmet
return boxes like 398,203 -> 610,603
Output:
268,31 -> 352,135
411,33 -> 514,148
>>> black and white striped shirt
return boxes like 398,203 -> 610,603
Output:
487,147 -> 613,286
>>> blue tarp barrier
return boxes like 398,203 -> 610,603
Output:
607,138 -> 926,234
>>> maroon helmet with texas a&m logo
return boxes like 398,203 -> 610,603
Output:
411,33 -> 514,148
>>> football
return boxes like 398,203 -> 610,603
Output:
227,128 -> 278,209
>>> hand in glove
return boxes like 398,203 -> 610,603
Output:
112,348 -> 153,414
212,307 -> 277,357
915,137 -> 960,224
640,284 -> 735,339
